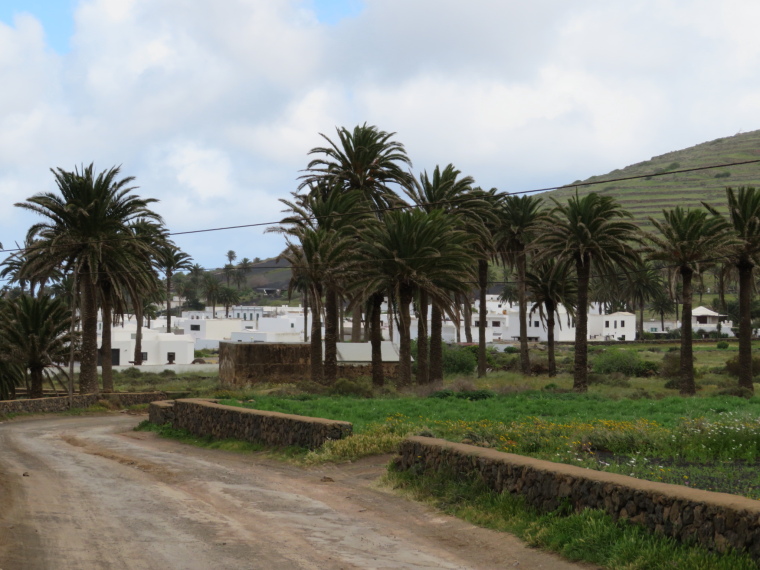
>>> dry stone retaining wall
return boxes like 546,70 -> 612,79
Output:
0,392 -> 168,416
149,398 -> 352,450
397,436 -> 760,560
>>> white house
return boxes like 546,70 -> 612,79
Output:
588,311 -> 636,341
102,328 -> 195,366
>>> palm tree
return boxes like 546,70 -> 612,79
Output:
0,295 -> 72,398
497,194 -> 545,375
705,187 -> 760,393
299,123 -> 413,210
354,209 -> 475,385
202,274 -> 221,318
218,286 -> 240,318
649,290 -> 676,332
226,250 -> 237,265
538,193 -> 641,392
525,259 -> 577,376
622,261 -> 667,339
158,244 -> 193,332
16,164 -> 162,394
404,164 -> 480,382
647,207 -> 738,395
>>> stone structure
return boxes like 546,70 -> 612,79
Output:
396,436 -> 760,560
0,392 -> 168,416
219,341 -> 399,386
149,398 -> 352,449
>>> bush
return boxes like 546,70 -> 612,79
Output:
121,367 -> 143,378
503,346 -> 520,354
329,378 -> 373,398
592,349 -> 654,377
717,341 -> 729,349
442,344 -> 477,375
660,351 -> 681,379
725,355 -> 760,378
159,369 -> 177,377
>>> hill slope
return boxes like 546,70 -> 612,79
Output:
544,129 -> 760,228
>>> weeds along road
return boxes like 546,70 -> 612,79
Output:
0,414 -> 586,570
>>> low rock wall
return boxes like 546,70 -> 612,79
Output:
0,392 -> 168,416
397,436 -> 760,559
149,398 -> 352,449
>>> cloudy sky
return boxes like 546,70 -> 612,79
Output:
1,0 -> 759,269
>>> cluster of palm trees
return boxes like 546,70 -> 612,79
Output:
278,124 -> 760,396
0,164 -> 195,398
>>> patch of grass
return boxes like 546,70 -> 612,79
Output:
385,467 -> 757,570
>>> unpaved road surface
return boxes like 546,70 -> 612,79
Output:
0,414 -> 589,570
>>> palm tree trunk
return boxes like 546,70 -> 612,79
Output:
134,303 -> 144,366
324,286 -> 338,383
573,258 -> 590,392
310,300 -> 323,384
303,295 -> 309,343
737,260 -> 754,392
546,300 -> 556,376
463,293 -> 472,343
398,286 -> 414,385
680,266 -> 696,395
638,298 -> 645,340
166,271 -> 173,332
100,291 -> 114,392
416,290 -> 429,384
517,248 -> 531,374
339,300 -> 345,341
430,302 -> 443,382
455,300 -> 462,343
79,272 -> 100,394
29,367 -> 44,399
370,293 -> 384,387
351,306 -> 362,342
478,260 -> 488,377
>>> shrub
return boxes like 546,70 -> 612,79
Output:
442,344 -> 477,375
725,355 -> 760,378
503,346 -> 519,354
717,341 -> 729,349
121,367 -> 143,378
660,351 -> 681,379
592,349 -> 653,377
529,358 -> 550,375
329,378 -> 373,398
159,369 -> 177,377
715,386 -> 754,398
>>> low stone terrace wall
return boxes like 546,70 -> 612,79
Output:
149,398 -> 352,450
0,392 -> 168,416
396,436 -> 760,560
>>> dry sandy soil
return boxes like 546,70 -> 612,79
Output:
0,413 -> 590,570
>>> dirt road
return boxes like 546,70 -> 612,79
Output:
0,414 -> 588,570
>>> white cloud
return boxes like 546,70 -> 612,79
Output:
2,0 -> 760,265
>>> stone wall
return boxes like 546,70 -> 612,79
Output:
0,392 -> 168,416
149,398 -> 352,449
219,341 -> 399,386
396,436 -> 760,560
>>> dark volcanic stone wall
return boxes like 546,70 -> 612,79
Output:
219,341 -> 399,386
397,436 -> 760,560
0,392 -> 167,416
149,398 -> 352,450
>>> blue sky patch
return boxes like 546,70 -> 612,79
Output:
311,0 -> 364,24
0,0 -> 76,53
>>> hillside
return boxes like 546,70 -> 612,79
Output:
544,129 -> 760,228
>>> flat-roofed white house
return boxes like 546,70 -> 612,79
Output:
102,328 -> 195,366
588,312 -> 636,341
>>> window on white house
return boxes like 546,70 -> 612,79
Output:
605,321 -> 609,328
492,321 -> 501,327
190,324 -> 200,331
167,352 -> 175,363
614,320 -> 617,328
534,321 -> 539,327
621,321 -> 625,328
141,352 -> 148,361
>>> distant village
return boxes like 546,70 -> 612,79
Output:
99,294 -> 732,368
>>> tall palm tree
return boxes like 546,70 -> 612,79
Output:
16,164 -> 162,394
525,259 -> 577,376
0,295 -> 72,398
158,244 -> 193,332
497,194 -> 545,375
218,286 -> 240,318
649,291 -> 675,332
705,187 -> 760,393
202,274 -> 221,318
354,209 -> 475,385
538,193 -> 641,392
647,207 -> 738,395
404,164 -> 481,382
299,123 -> 413,210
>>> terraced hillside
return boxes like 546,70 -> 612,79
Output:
544,129 -> 760,229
